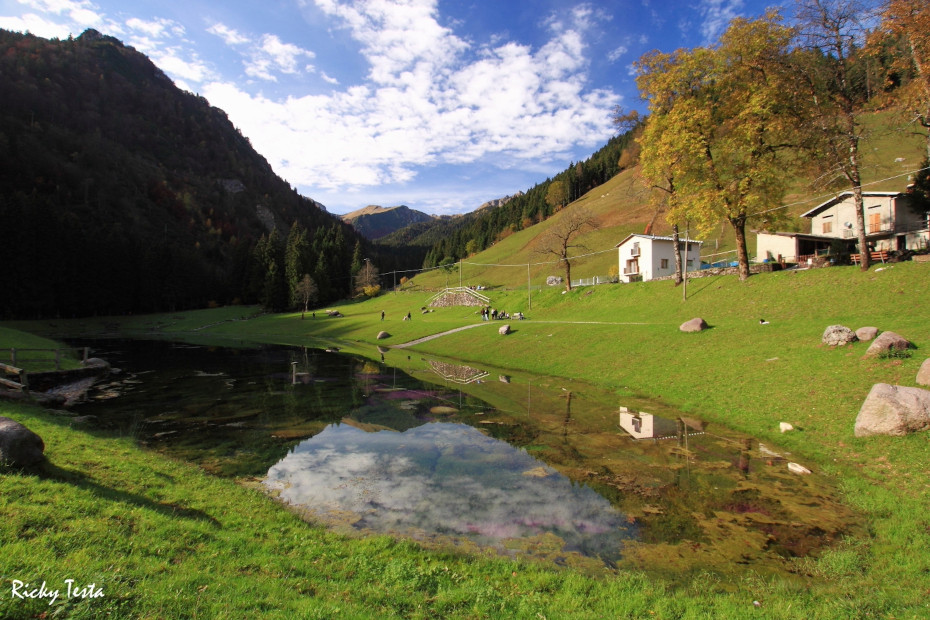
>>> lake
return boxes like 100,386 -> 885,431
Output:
70,338 -> 861,577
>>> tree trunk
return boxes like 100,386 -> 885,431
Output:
564,259 -> 572,291
672,223 -> 683,285
730,215 -> 750,281
847,143 -> 870,271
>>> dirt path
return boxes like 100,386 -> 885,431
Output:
391,323 -> 491,349
391,319 -> 655,349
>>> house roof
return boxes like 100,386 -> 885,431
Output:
800,191 -> 903,218
615,233 -> 703,248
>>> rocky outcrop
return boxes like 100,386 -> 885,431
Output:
863,331 -> 912,358
680,318 -> 708,333
822,325 -> 857,346
854,383 -> 930,437
0,417 -> 45,466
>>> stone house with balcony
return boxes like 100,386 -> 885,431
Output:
615,234 -> 703,283
756,190 -> 930,264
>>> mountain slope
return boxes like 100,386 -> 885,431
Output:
405,109 -> 928,291
342,205 -> 435,240
0,29 -> 377,318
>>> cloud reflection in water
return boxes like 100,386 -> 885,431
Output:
265,422 -> 634,560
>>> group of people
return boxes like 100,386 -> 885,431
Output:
481,307 -> 510,321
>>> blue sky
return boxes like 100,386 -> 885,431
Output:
1,0 -> 778,215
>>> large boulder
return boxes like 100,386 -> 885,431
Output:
680,318 -> 708,333
376,331 -> 390,340
918,359 -> 930,387
498,324 -> 511,335
863,331 -> 912,358
854,383 -> 930,437
822,325 -> 857,346
855,326 -> 879,342
0,417 -> 45,466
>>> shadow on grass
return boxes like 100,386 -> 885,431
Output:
681,277 -> 718,299
24,460 -> 222,526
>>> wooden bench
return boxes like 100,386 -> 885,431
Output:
850,250 -> 889,265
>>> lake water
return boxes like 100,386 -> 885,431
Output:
71,338 -> 861,576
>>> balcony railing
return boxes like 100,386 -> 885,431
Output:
623,267 -> 639,275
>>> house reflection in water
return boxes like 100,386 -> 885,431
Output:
617,407 -> 705,441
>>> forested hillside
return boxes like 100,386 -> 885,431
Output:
0,29 -> 395,318
379,130 -> 638,267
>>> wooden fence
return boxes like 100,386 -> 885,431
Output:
0,361 -> 28,393
4,347 -> 89,371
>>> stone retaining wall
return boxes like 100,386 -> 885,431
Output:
429,292 -> 485,307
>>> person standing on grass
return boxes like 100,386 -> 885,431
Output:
381,311 -> 385,321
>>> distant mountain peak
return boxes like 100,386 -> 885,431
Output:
341,204 -> 435,240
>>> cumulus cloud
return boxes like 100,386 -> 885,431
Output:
245,34 -> 315,81
1,0 -> 106,37
207,23 -> 315,82
203,0 -> 619,196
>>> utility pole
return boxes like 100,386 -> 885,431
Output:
527,263 -> 532,310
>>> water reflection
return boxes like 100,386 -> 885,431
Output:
617,407 -> 706,441
70,339 -> 862,577
265,422 -> 634,563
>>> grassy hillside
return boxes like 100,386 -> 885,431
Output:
404,109 -> 927,292
4,258 -> 930,617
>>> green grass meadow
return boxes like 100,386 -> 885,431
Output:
3,260 -> 930,618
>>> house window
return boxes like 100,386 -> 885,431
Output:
660,258 -> 669,269
686,259 -> 693,267
822,220 -> 833,234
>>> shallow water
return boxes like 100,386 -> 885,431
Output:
71,339 -> 861,576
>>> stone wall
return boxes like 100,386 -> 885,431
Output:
429,292 -> 485,307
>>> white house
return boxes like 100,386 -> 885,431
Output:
615,234 -> 703,283
756,190 -> 930,263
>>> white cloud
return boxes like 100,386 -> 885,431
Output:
207,22 -> 249,46
1,0 -> 108,37
264,422 -> 629,557
244,34 -> 315,81
696,0 -> 745,44
0,13 -> 71,38
607,45 -> 628,62
200,0 -> 619,198
207,23 -> 315,82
